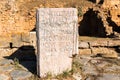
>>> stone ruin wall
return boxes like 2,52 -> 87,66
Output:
0,0 -> 65,48
79,39 -> 120,58
0,0 -> 66,58
0,0 -> 38,58
103,0 -> 120,27
0,0 -> 120,58
80,0 -> 120,37
0,0 -> 120,39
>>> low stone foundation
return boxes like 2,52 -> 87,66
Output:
79,39 -> 120,58
0,32 -> 36,59
0,32 -> 120,59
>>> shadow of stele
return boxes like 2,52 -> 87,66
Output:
4,45 -> 37,74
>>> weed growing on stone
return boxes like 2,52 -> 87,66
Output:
39,72 -> 53,80
29,75 -> 40,80
55,70 -> 73,79
14,58 -> 19,65
78,7 -> 83,17
46,72 -> 53,79
13,58 -> 22,70
72,57 -> 83,73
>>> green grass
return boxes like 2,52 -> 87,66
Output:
55,70 -> 73,80
13,57 -> 21,69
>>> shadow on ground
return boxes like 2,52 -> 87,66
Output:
4,45 -> 37,74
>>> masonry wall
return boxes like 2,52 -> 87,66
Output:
79,39 -> 120,58
0,0 -> 120,58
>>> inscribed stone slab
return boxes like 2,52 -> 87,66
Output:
36,8 -> 78,77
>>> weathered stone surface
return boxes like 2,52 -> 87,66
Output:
79,49 -> 91,54
91,48 -> 118,55
36,8 -> 78,77
97,73 -> 120,80
102,0 -> 120,28
10,70 -> 32,80
0,41 -> 10,48
0,0 -> 120,50
0,65 -> 14,72
74,54 -> 120,80
30,32 -> 36,48
102,53 -> 118,58
73,73 -> 82,80
0,74 -> 9,80
95,60 -> 109,68
77,55 -> 91,65
0,36 -> 12,48
103,1 -> 120,35
21,32 -> 30,43
102,0 -> 120,8
79,42 -> 89,49
104,64 -> 120,72
108,40 -> 120,46
89,41 -> 108,47
0,49 -> 12,59
11,34 -> 22,47
82,63 -> 98,75
0,59 -> 14,66
90,59 -> 101,64
110,8 -> 120,26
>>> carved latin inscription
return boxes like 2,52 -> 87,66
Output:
36,8 -> 78,77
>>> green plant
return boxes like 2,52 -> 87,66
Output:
46,72 -> 53,79
77,7 -> 83,17
13,57 -> 21,69
56,70 -> 73,79
14,57 -> 19,65
72,57 -> 83,74
62,71 -> 70,78
29,75 -> 40,80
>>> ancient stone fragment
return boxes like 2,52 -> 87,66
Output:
36,8 -> 78,77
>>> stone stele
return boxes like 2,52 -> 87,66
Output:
36,8 -> 78,77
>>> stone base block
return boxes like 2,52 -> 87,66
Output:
91,48 -> 118,58
79,49 -> 91,54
